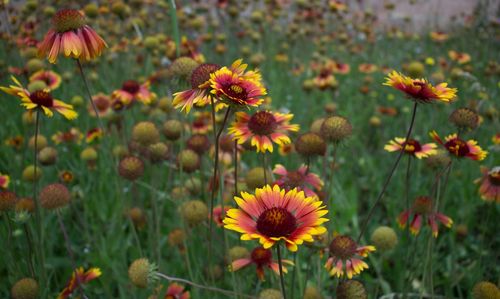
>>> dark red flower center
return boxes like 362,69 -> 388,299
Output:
444,138 -> 469,157
412,196 -> 433,215
329,235 -> 357,259
52,9 -> 86,33
250,247 -> 272,266
488,167 -> 500,186
223,83 -> 248,102
283,171 -> 304,189
403,139 -> 422,154
94,97 -> 110,111
256,207 -> 297,238
29,90 -> 53,107
122,80 -> 141,94
190,63 -> 220,88
248,111 -> 277,135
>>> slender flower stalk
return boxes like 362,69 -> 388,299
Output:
76,59 -> 105,132
357,102 -> 418,242
276,243 -> 287,299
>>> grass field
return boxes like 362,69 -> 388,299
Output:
0,1 -> 499,298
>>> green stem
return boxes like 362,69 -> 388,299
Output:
276,243 -> 288,299
168,0 -> 181,58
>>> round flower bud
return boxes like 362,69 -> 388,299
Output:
168,228 -> 185,247
27,80 -> 48,93
171,186 -> 189,200
83,3 -> 99,18
43,6 -> 56,17
128,258 -> 155,288
181,200 -> 208,226
185,177 -> 202,195
38,147 -> 58,166
71,95 -> 84,107
186,134 -> 211,155
295,132 -> 326,157
16,198 -> 35,213
177,149 -> 200,173
324,102 -> 337,114
148,142 -> 168,163
245,167 -> 272,190
162,119 -> 183,141
472,281 -> 500,299
369,116 -> 382,127
370,226 -> 398,252
112,145 -> 129,159
143,36 -> 159,51
449,107 -> 479,130
118,156 -> 144,181
170,57 -> 199,79
132,121 -> 160,147
320,116 -> 353,143
304,285 -> 323,299
0,191 -> 17,212
259,288 -> 283,299
425,149 -> 451,170
336,280 -> 367,299
26,58 -> 45,74
310,118 -> 325,134
157,97 -> 173,113
22,165 -> 42,182
406,61 -> 425,78
127,207 -> 146,229
28,135 -> 48,151
228,246 -> 250,262
40,183 -> 71,210
111,1 -> 130,19
11,277 -> 39,299
80,147 -> 98,162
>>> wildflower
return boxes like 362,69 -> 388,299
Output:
448,50 -> 471,64
384,137 -> 437,159
38,9 -> 107,64
132,122 -> 160,147
40,183 -> 71,210
475,166 -> 500,203
11,278 -> 39,299
397,196 -> 453,237
295,132 -> 326,157
181,200 -> 208,226
118,156 -> 144,181
210,59 -> 266,108
0,191 -> 17,212
312,69 -> 338,90
223,185 -> 328,252
245,167 -> 272,190
273,164 -> 323,198
449,107 -> 479,130
325,235 -> 375,279
5,136 -> 24,151
173,63 -> 221,113
358,63 -> 377,73
370,226 -> 398,252
336,280 -> 368,299
430,131 -> 488,161
52,128 -> 83,144
472,281 -> 500,299
320,116 -> 353,143
165,283 -> 190,299
86,128 -> 103,143
177,149 -> 201,173
88,93 -> 111,117
430,31 -> 449,42
29,70 -> 62,90
1,76 -> 77,119
192,111 -> 213,134
229,110 -> 299,153
0,173 -> 10,189
384,71 -> 457,103
230,246 -> 293,281
162,119 -> 183,141
57,267 -> 101,299
59,171 -> 74,184
112,80 -> 156,106
128,258 -> 156,288
210,205 -> 231,227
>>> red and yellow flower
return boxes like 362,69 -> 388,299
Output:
57,267 -> 101,299
448,50 -> 471,64
173,63 -> 221,113
325,235 -> 375,279
52,128 -> 83,144
273,164 -> 323,198
165,283 -> 190,299
384,137 -> 437,159
210,60 -> 266,108
0,173 -> 10,189
86,128 -> 103,143
230,246 -> 293,281
223,184 -> 329,252
430,31 -> 449,42
430,131 -> 487,161
210,205 -> 231,227
475,166 -> 500,203
89,93 -> 111,117
38,9 -> 107,64
384,71 -> 457,103
0,76 -> 77,119
398,196 -> 453,238
228,110 -> 299,153
29,70 -> 62,90
112,80 -> 156,106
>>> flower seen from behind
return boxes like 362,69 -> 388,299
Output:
230,246 -> 293,281
325,235 -> 375,279
384,137 -> 437,159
